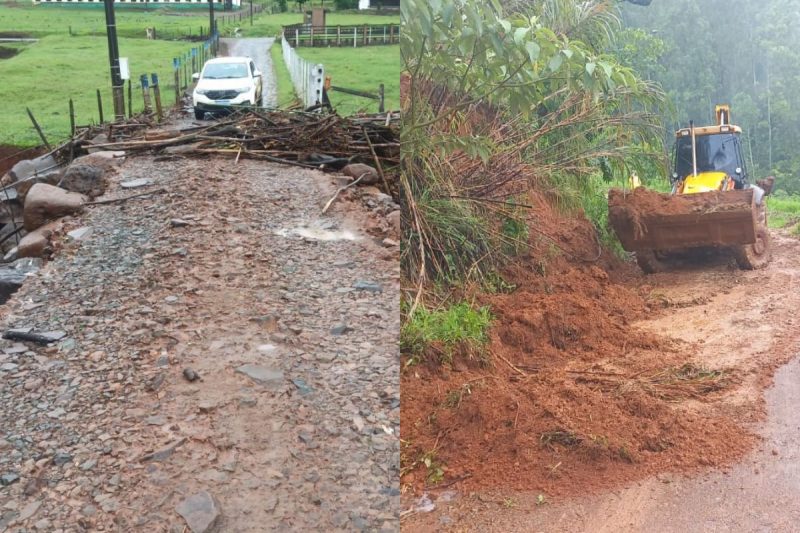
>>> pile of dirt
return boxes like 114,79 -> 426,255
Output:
400,190 -> 755,497
608,187 -> 752,216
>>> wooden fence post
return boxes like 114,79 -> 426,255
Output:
68,99 -> 75,136
378,83 -> 385,113
26,108 -> 52,151
141,74 -> 152,113
152,73 -> 163,123
96,89 -> 104,124
173,58 -> 180,106
337,25 -> 341,47
128,79 -> 132,117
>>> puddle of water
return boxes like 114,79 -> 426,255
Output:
274,226 -> 359,241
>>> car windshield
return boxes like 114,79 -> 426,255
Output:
675,133 -> 739,180
202,62 -> 249,79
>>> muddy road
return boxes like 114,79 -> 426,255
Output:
402,231 -> 800,531
0,133 -> 400,528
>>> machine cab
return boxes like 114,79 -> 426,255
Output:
671,105 -> 749,194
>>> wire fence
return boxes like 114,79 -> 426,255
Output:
281,33 -> 324,109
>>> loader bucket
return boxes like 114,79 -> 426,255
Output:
608,187 -> 757,252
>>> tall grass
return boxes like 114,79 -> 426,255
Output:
767,193 -> 800,229
400,301 -> 492,364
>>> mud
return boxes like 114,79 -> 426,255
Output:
401,204 -> 800,529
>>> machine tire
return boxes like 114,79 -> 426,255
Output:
194,109 -> 205,120
635,250 -> 667,274
733,225 -> 771,270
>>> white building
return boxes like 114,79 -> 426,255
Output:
358,0 -> 399,9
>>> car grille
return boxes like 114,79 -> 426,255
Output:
206,90 -> 239,101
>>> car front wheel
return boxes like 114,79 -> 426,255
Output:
194,109 -> 204,120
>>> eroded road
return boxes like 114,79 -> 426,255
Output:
0,150 -> 399,529
403,232 -> 800,532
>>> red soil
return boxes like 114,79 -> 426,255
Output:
400,190 -> 755,497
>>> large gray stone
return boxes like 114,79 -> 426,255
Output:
235,364 -> 284,387
59,163 -> 106,198
175,491 -> 221,533
9,155 -> 58,182
0,257 -> 41,303
23,183 -> 85,231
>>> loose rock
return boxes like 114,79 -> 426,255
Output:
23,183 -> 85,232
175,491 -> 221,533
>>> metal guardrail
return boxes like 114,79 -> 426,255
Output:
281,33 -> 325,109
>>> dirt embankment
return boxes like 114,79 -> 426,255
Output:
401,187 -> 800,506
0,145 -> 44,176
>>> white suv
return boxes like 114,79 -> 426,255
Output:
192,57 -> 263,119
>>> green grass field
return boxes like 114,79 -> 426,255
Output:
269,42 -> 298,108
767,194 -> 800,230
0,3 -> 212,39
0,35 -> 190,146
298,45 -> 399,115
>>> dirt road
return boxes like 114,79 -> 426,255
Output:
220,37 -> 278,108
402,232 -> 800,531
0,135 -> 399,528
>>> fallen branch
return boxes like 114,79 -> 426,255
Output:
322,173 -> 367,214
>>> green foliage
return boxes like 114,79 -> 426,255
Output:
333,0 -> 358,10
400,302 -> 492,364
401,0 -> 665,287
622,0 -> 800,193
501,212 -> 529,255
766,195 -> 800,229
579,176 -> 626,257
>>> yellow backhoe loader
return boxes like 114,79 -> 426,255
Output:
608,105 -> 774,273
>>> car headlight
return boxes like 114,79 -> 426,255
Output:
233,87 -> 251,94
195,88 -> 209,95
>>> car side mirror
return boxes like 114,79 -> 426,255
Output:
192,73 -> 200,81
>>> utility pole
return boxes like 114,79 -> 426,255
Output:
209,0 -> 215,40
103,0 -> 125,120
250,0 -> 253,26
